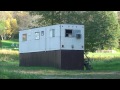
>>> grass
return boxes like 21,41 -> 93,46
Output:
86,52 -> 120,71
1,39 -> 19,50
0,49 -> 120,79
1,60 -> 120,79
0,49 -> 18,61
87,52 -> 120,59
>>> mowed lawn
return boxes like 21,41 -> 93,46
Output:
1,40 -> 19,50
0,49 -> 120,79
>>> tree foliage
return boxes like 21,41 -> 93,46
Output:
29,11 -> 84,26
0,11 -> 120,52
13,11 -> 31,30
0,11 -> 18,39
0,20 -> 6,40
0,21 -> 5,34
81,11 -> 120,52
30,11 -> 120,52
0,20 -> 5,47
5,18 -> 18,39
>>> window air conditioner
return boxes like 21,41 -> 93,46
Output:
76,34 -> 81,39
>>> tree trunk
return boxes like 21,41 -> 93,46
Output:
0,40 -> 2,47
3,34 -> 6,40
11,34 -> 15,39
1,35 -> 3,40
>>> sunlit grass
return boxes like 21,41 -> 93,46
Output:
2,40 -> 18,43
85,52 -> 120,71
1,40 -> 19,50
0,49 -> 18,54
0,49 -> 19,61
0,60 -> 120,79
0,49 -> 120,79
86,52 -> 120,60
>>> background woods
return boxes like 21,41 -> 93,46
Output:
0,11 -> 120,52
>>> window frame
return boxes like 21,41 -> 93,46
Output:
41,31 -> 44,36
50,29 -> 55,37
65,29 -> 73,37
35,32 -> 40,40
22,34 -> 27,41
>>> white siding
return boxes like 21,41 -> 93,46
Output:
19,25 -> 61,53
30,28 -> 41,52
45,25 -> 60,51
19,30 -> 30,53
60,24 -> 84,50
19,24 -> 84,53
39,27 -> 46,51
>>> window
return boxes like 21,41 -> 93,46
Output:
72,30 -> 81,38
65,29 -> 72,37
76,34 -> 81,39
41,31 -> 44,36
50,29 -> 55,37
22,34 -> 27,41
52,29 -> 55,37
35,32 -> 40,40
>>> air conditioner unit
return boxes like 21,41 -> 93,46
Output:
76,34 -> 81,39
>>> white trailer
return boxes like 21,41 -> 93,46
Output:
19,24 -> 84,70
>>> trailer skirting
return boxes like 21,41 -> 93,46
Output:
19,50 -> 84,70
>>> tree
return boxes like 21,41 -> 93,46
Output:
5,18 -> 11,39
30,11 -> 120,52
10,19 -> 18,36
0,11 -> 8,40
13,11 -> 31,30
30,11 -> 60,26
0,11 -> 19,40
29,11 -> 84,26
82,11 -> 120,52
0,20 -> 6,40
117,11 -> 120,24
0,20 -> 5,47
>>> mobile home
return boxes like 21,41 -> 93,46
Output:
19,24 -> 84,70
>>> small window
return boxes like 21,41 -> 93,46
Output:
65,29 -> 72,37
76,34 -> 81,39
72,30 -> 81,37
35,32 -> 40,40
41,31 -> 44,36
52,29 -> 55,37
50,29 -> 55,37
22,34 -> 27,41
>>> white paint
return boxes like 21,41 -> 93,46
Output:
19,24 -> 84,53
60,24 -> 84,50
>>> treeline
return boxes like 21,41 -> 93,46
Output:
0,11 -> 40,40
30,11 -> 120,52
0,11 -> 120,52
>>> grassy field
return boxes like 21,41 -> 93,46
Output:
1,40 -> 19,50
0,40 -> 120,79
0,49 -> 120,79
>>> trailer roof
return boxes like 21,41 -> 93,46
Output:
19,24 -> 84,32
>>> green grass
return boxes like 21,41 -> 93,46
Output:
0,60 -> 120,79
86,52 -> 120,71
1,39 -> 19,50
0,49 -> 120,79
87,52 -> 120,60
0,49 -> 18,61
